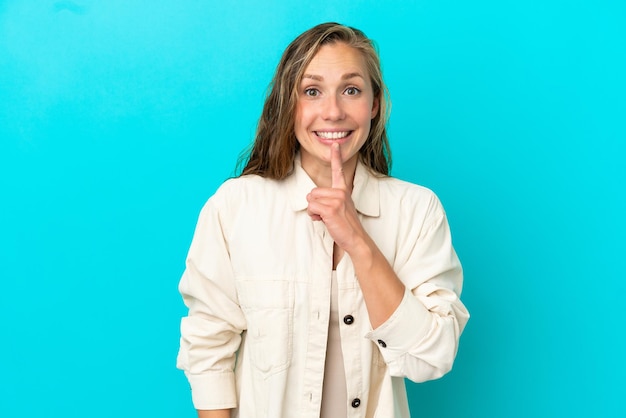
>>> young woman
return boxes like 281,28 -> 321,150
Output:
177,22 -> 469,418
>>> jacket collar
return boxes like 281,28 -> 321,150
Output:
287,153 -> 380,217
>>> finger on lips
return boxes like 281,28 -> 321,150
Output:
331,143 -> 347,190
308,144 -> 347,222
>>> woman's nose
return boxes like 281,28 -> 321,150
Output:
321,95 -> 345,121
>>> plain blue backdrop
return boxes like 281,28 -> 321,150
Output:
1,1 -> 624,417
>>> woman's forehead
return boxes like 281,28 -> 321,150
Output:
303,43 -> 369,80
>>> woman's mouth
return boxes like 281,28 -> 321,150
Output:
315,131 -> 352,140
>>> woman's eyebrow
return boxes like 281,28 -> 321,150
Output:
302,74 -> 323,81
301,72 -> 365,81
342,72 -> 365,80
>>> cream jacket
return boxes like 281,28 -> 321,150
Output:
177,157 -> 469,417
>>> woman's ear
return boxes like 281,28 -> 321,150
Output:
371,97 -> 380,119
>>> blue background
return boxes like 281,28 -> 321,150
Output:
1,1 -> 624,417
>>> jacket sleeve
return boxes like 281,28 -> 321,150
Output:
365,193 -> 469,382
176,198 -> 246,409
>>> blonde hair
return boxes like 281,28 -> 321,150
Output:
238,22 -> 391,178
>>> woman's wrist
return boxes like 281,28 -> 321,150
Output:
197,409 -> 231,418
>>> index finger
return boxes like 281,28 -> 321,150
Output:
331,142 -> 346,190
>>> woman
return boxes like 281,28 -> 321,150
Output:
177,22 -> 469,418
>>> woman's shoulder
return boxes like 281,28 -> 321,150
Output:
376,174 -> 445,217
378,174 -> 438,200
208,174 -> 283,206
220,173 -> 275,189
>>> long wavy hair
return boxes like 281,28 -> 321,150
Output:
238,22 -> 391,178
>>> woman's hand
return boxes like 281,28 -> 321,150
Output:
306,143 -> 368,255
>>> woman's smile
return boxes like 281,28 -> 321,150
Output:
315,130 -> 352,140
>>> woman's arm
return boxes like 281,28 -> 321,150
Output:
177,197 -> 245,410
307,143 -> 468,382
363,207 -> 468,382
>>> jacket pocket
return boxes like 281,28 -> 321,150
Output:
237,279 -> 293,378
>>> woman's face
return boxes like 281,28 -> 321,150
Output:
294,42 -> 379,177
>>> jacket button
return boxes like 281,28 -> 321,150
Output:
343,315 -> 354,325
377,339 -> 387,348
351,398 -> 361,408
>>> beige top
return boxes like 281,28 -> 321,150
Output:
320,270 -> 347,417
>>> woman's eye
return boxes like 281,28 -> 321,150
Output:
304,88 -> 320,97
344,87 -> 361,96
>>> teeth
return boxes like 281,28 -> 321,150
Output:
316,131 -> 350,139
